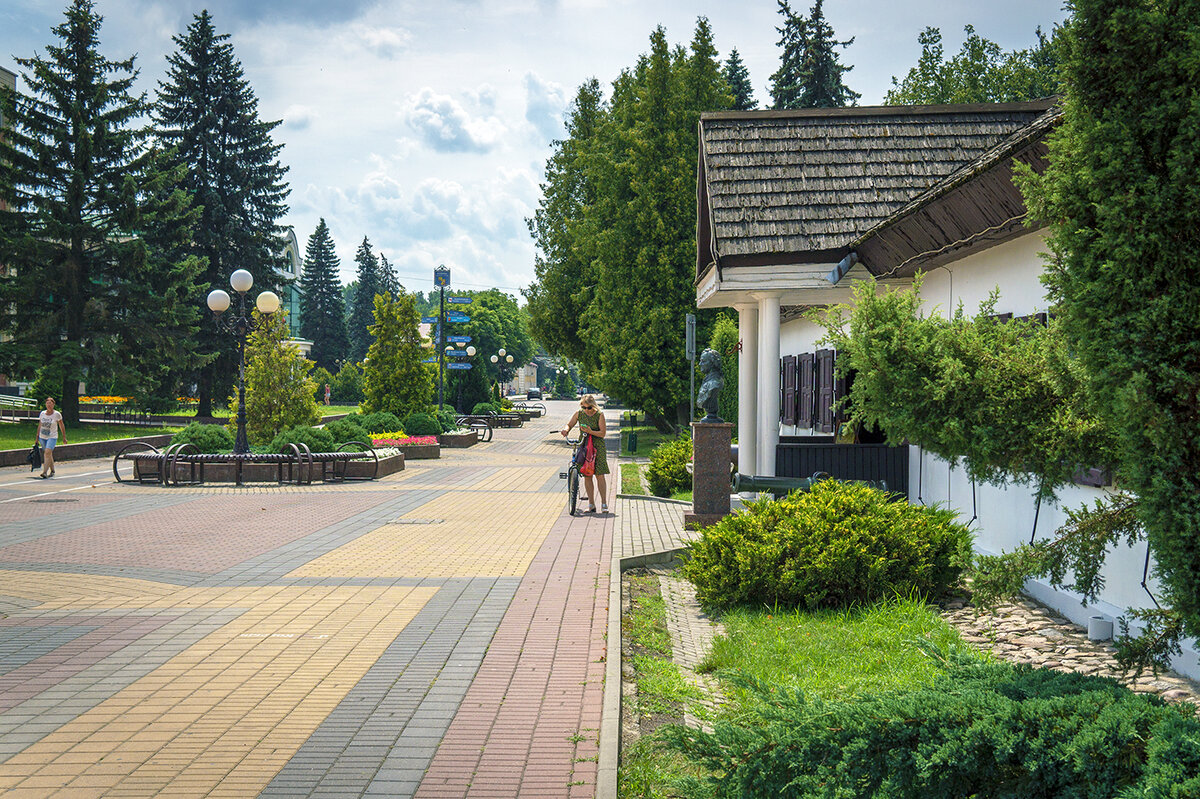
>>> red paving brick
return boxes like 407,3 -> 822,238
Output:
0,492 -> 397,572
416,507 -> 612,799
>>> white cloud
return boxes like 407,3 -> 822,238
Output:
282,104 -> 316,130
353,24 -> 412,58
522,71 -> 568,142
405,87 -> 506,153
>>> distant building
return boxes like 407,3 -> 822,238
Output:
278,227 -> 312,357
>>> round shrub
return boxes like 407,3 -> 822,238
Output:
355,411 -> 402,434
682,480 -> 972,611
472,402 -> 498,415
170,422 -> 234,454
324,417 -> 369,446
269,425 -> 334,454
400,412 -> 442,437
646,436 -> 692,497
434,408 -> 458,432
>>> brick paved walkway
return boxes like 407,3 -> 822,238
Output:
0,401 -> 615,798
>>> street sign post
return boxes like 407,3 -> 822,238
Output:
434,266 -> 450,409
447,363 -> 472,370
448,335 -> 472,344
447,313 -> 470,323
421,316 -> 438,324
686,313 -> 696,423
446,350 -> 470,358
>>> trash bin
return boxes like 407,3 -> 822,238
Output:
626,430 -> 638,454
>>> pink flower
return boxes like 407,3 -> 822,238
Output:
371,435 -> 439,447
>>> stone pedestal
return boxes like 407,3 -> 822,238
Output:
684,422 -> 733,530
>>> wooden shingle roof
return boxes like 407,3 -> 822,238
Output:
697,101 -> 1056,277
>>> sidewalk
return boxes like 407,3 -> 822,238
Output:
0,400 -> 615,798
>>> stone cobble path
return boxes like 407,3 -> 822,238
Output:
0,400 -> 613,798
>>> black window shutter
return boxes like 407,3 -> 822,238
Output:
782,356 -> 797,425
798,353 -> 814,428
816,349 -> 834,433
832,351 -> 848,426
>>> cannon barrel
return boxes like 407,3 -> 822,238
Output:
732,471 -> 888,497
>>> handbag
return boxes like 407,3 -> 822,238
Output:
579,435 -> 597,477
26,443 -> 42,471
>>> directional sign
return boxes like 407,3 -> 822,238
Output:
422,357 -> 437,363
421,316 -> 438,324
447,314 -> 470,323
434,266 -> 450,288
446,350 -> 470,358
448,297 -> 472,305
448,335 -> 472,344
447,363 -> 472,370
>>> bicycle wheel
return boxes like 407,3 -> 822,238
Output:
567,465 -> 580,516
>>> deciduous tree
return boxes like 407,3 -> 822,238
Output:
362,292 -> 433,418
233,308 -> 319,444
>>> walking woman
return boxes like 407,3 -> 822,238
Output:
35,397 -> 67,478
560,394 -> 609,513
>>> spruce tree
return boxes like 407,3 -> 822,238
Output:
154,10 -> 290,417
770,0 -> 859,109
298,218 -> 348,371
378,252 -> 401,298
724,48 -> 758,110
361,292 -> 434,418
0,0 -> 203,423
347,236 -> 381,361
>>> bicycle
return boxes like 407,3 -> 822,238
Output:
559,436 -> 582,516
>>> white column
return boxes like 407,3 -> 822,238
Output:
737,304 -> 758,478
755,293 -> 781,476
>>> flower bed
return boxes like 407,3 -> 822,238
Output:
438,428 -> 479,448
371,434 -> 440,459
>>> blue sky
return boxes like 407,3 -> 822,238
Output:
1,0 -> 1071,294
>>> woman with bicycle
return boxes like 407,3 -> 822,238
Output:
561,394 -> 608,513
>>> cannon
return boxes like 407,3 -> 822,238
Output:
732,471 -> 888,498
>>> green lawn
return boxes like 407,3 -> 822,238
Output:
0,421 -> 182,451
618,411 -> 675,458
620,462 -> 647,495
120,403 -> 361,419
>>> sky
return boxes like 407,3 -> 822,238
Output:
1,0 -> 1071,295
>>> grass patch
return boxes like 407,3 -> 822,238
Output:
620,462 -> 646,495
700,596 -> 978,711
619,572 -> 706,798
0,421 -> 182,451
669,489 -> 692,502
619,411 -> 674,458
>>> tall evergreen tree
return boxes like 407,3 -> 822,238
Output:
361,291 -> 434,418
347,236 -> 381,361
0,0 -> 203,423
770,0 -> 859,109
724,48 -> 758,110
154,10 -> 290,417
378,252 -> 401,298
298,218 -> 348,371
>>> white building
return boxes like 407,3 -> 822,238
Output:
695,101 -> 1200,679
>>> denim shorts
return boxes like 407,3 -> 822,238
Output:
38,437 -> 56,450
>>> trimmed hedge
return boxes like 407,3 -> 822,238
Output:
682,480 -> 971,611
170,422 -> 234,454
323,417 -> 369,446
269,425 -> 334,454
472,402 -> 499,415
400,412 -> 442,437
664,654 -> 1200,799
647,436 -> 691,497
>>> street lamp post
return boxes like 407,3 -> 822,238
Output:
489,348 -> 514,395
206,269 -> 280,454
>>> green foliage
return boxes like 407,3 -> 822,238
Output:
769,0 -> 859,109
472,402 -> 498,415
446,358 -> 490,413
525,20 -> 732,428
723,48 -> 757,111
457,290 -> 532,384
330,360 -> 364,404
400,412 -> 441,437
1013,0 -> 1200,668
347,237 -> 381,363
433,408 -> 458,433
323,417 -> 369,446
886,24 -> 1065,105
269,425 -> 334,454
683,481 -> 971,611
663,654 -> 1200,799
708,315 -> 739,433
553,369 -> 574,398
350,411 -> 402,435
299,219 -> 349,371
310,366 -> 333,402
154,9 -> 288,417
0,0 -> 204,425
170,422 -> 234,454
646,436 -> 692,498
229,309 -> 320,445
822,280 -> 1114,500
361,292 -> 434,419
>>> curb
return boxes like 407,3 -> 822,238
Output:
614,493 -> 692,506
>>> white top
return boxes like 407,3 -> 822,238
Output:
38,410 -> 62,440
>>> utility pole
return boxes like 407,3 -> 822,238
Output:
686,312 -> 696,423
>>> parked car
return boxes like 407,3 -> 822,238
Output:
526,388 -> 542,400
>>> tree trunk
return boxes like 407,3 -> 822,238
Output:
647,410 -> 675,434
197,367 -> 213,418
60,375 -> 80,426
